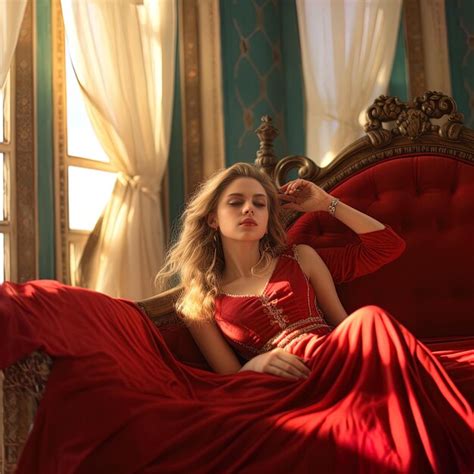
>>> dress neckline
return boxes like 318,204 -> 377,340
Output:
218,254 -> 283,298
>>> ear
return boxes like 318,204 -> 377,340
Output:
207,212 -> 218,229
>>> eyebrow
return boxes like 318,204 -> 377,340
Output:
226,193 -> 267,198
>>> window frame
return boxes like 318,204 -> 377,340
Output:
0,72 -> 17,282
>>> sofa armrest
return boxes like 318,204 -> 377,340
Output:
2,352 -> 52,474
137,286 -> 183,327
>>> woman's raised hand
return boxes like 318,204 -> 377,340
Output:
239,348 -> 311,380
279,179 -> 332,213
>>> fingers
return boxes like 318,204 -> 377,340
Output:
264,351 -> 310,380
276,353 -> 311,378
279,179 -> 310,195
267,363 -> 301,380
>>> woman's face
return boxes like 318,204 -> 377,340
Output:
209,177 -> 269,242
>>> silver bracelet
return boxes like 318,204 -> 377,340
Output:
328,198 -> 339,216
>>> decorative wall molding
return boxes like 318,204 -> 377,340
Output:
197,0 -> 225,179
179,0 -> 204,196
403,0 -> 427,98
51,0 -> 69,284
14,0 -> 37,283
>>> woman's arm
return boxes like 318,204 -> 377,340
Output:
279,179 -> 384,233
187,319 -> 311,379
282,179 -> 406,283
295,244 -> 348,326
186,320 -> 242,374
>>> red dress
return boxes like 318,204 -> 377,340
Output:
215,245 -> 334,361
0,228 -> 472,474
214,245 -> 474,473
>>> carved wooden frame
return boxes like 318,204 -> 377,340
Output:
270,92 -> 472,186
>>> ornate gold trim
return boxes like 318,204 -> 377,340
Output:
14,0 -> 37,283
3,352 -> 51,474
197,0 -> 225,178
403,0 -> 427,98
179,0 -> 204,197
51,0 -> 69,284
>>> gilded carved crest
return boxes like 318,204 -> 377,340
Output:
365,91 -> 464,146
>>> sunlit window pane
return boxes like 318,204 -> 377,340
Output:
0,153 -> 4,220
66,44 -> 109,162
68,166 -> 116,231
0,233 -> 4,283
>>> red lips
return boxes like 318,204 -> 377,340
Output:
240,218 -> 257,226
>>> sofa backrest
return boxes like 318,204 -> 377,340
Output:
289,153 -> 474,337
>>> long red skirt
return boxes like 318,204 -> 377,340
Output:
0,281 -> 472,473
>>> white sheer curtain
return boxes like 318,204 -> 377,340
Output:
296,0 -> 402,166
61,0 -> 176,299
0,0 -> 27,89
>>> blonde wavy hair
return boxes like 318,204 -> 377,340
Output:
155,162 -> 288,323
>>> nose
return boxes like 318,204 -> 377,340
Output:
243,202 -> 255,215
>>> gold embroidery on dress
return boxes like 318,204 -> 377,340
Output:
259,318 -> 329,353
260,294 -> 289,328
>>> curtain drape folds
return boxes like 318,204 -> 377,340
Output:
61,0 -> 176,299
296,0 -> 402,166
0,0 -> 27,89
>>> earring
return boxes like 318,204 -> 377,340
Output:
210,229 -> 219,271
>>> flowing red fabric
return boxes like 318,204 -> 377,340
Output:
1,277 -> 473,473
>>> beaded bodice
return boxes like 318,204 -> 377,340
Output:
214,246 -> 332,360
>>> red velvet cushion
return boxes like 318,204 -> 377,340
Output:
291,154 -> 474,337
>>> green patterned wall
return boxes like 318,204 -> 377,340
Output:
220,0 -> 304,165
219,0 -> 409,166
446,0 -> 474,128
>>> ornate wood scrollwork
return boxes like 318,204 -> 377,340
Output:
254,116 -> 279,178
365,91 -> 464,146
3,352 -> 52,474
254,92 -> 470,192
3,353 -> 52,401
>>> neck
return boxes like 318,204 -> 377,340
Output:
220,238 -> 261,281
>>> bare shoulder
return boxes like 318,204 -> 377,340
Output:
294,244 -> 324,276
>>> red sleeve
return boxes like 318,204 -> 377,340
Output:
287,225 -> 406,284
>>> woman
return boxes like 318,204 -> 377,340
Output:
2,163 -> 472,473
156,162 -> 473,472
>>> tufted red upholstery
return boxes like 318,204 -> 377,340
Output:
289,154 -> 474,338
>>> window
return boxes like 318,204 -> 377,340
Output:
53,4 -> 117,285
0,72 -> 15,283
63,43 -> 117,284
